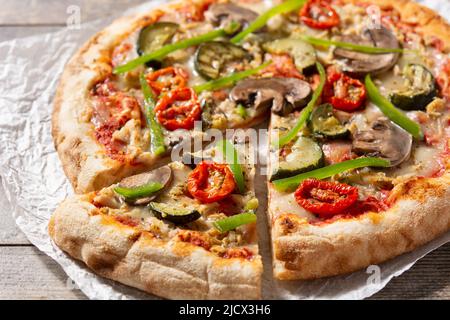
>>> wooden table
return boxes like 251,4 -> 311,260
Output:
0,0 -> 449,300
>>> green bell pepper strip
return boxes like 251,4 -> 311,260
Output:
272,62 -> 326,148
236,104 -> 247,118
231,0 -> 306,44
213,211 -> 257,233
139,73 -> 166,156
299,35 -> 405,54
114,182 -> 164,200
193,61 -> 271,93
114,22 -> 240,74
217,139 -> 246,194
365,74 -> 423,140
272,157 -> 390,192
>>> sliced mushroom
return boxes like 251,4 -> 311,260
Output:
350,116 -> 412,166
205,3 -> 258,30
334,27 -> 400,75
230,78 -> 312,116
118,165 -> 172,205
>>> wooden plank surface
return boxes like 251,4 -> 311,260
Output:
0,246 -> 86,300
0,0 -> 449,300
0,244 -> 449,300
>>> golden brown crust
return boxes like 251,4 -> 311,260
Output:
49,196 -> 262,299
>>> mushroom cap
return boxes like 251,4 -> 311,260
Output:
351,116 -> 412,166
229,77 -> 312,116
119,165 -> 172,205
205,3 -> 258,30
334,27 -> 400,76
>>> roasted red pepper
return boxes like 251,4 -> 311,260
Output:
294,178 -> 359,218
187,161 -> 236,203
323,71 -> 367,111
154,87 -> 201,131
146,66 -> 189,96
300,0 -> 340,30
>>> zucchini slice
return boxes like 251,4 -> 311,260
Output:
149,202 -> 201,224
389,64 -> 437,110
309,103 -> 349,139
270,137 -> 324,181
137,22 -> 179,57
263,38 -> 316,73
194,41 -> 249,80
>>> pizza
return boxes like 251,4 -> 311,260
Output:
49,0 -> 450,299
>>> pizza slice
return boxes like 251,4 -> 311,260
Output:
266,0 -> 450,279
49,140 -> 262,299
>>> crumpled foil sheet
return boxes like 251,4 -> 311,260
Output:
0,0 -> 448,300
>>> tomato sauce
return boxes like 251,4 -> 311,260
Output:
221,247 -> 254,260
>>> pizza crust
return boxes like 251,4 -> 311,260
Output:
49,195 -> 262,299
269,175 -> 450,279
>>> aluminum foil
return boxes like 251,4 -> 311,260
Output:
0,0 -> 448,300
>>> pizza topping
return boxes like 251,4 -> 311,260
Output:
205,3 -> 258,31
139,73 -> 166,156
137,22 -> 179,60
230,77 -> 312,116
351,117 -> 413,167
149,202 -> 201,224
271,137 -> 324,181
213,211 -> 257,233
321,140 -> 354,164
194,41 -> 250,80
177,231 -> 211,250
389,64 -> 437,111
365,74 -> 423,139
187,161 -> 236,203
294,178 -> 358,218
309,103 -> 349,139
145,66 -> 188,96
92,93 -> 140,160
217,139 -> 246,194
193,61 -> 270,93
154,87 -> 202,131
274,62 -> 326,148
272,157 -> 390,192
300,34 -> 404,55
174,0 -> 214,22
231,0 -> 305,44
299,0 -> 340,30
114,165 -> 172,205
220,247 -> 254,260
333,27 -> 401,75
263,38 -> 316,73
261,54 -> 304,79
345,196 -> 388,216
322,71 -> 366,111
114,21 -> 241,74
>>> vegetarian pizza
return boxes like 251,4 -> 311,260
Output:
50,0 -> 450,299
